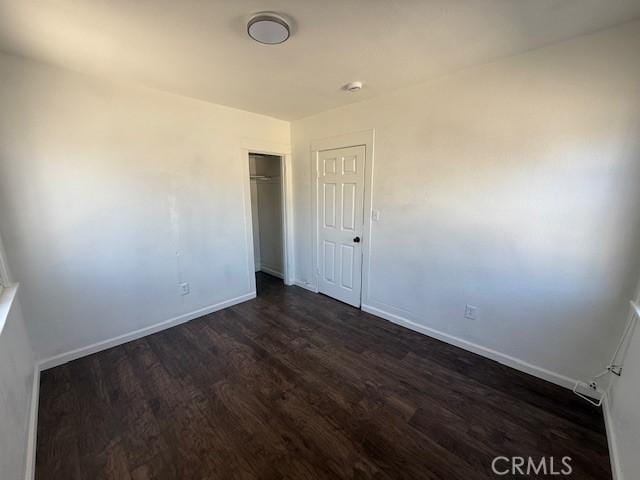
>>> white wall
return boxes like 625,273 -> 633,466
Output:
249,180 -> 261,271
0,287 -> 35,480
256,180 -> 284,277
0,52 -> 289,361
607,295 -> 640,480
291,21 -> 640,383
607,321 -> 640,480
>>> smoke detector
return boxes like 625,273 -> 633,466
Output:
343,81 -> 363,92
247,13 -> 291,45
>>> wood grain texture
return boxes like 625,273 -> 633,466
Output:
36,273 -> 611,479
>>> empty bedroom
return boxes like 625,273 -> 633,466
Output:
1,1 -> 640,479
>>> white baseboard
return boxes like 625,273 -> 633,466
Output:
361,302 -> 578,391
293,279 -> 319,293
38,292 -> 256,370
259,265 -> 283,279
602,396 -> 622,480
24,366 -> 40,480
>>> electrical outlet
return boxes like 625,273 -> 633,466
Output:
464,304 -> 477,320
371,209 -> 381,222
180,282 -> 190,296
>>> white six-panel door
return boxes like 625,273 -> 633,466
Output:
318,145 -> 366,307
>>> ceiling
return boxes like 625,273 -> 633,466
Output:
0,1 -> 639,120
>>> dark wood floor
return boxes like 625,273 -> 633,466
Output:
36,273 -> 611,479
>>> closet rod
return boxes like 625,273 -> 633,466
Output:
250,175 -> 280,180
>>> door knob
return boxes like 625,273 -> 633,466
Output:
353,236 -> 361,243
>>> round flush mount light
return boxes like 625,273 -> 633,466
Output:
248,13 -> 291,45
343,81 -> 363,92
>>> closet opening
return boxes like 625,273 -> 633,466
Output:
248,152 -> 285,294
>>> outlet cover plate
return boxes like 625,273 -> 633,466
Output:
464,304 -> 477,320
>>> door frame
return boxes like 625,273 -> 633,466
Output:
241,138 -> 294,293
311,129 -> 375,306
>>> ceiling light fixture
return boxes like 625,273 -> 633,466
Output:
344,81 -> 363,92
247,13 -> 291,45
